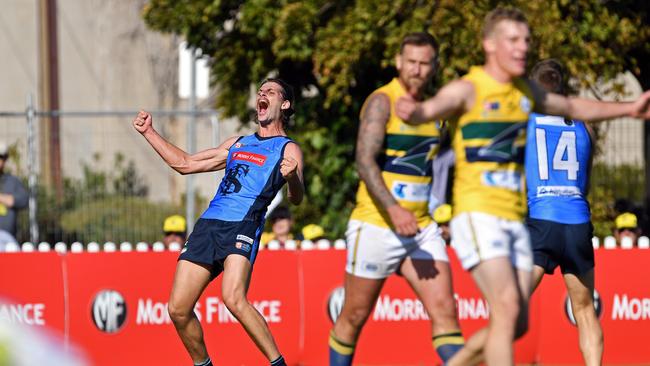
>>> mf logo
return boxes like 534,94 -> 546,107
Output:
564,289 -> 602,326
92,290 -> 127,333
327,286 -> 345,323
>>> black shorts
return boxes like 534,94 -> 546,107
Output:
526,217 -> 594,276
178,218 -> 263,278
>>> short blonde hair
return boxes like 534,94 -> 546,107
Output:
482,7 -> 528,39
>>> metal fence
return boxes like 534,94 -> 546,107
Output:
0,96 -> 239,245
0,98 -> 647,244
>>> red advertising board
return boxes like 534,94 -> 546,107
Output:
1,249 -> 649,365
0,252 -> 66,335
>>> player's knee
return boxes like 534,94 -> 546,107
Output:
339,305 -> 373,330
428,295 -> 458,324
168,302 -> 192,325
222,290 -> 247,316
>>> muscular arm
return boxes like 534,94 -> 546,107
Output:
531,81 -> 650,122
142,129 -> 238,174
134,110 -> 238,174
281,142 -> 304,205
395,80 -> 473,124
355,92 -> 396,209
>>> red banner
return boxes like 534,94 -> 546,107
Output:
0,249 -> 649,365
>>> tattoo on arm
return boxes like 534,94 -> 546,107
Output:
355,93 -> 397,209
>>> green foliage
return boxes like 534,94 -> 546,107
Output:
16,153 -> 177,244
589,162 -> 645,238
143,0 -> 649,237
59,197 -> 180,244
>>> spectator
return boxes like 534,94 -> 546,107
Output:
433,204 -> 452,245
260,206 -> 295,248
614,212 -> 641,246
0,141 -> 28,246
162,215 -> 187,247
301,224 -> 325,242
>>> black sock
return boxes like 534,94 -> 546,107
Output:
194,357 -> 212,366
270,355 -> 286,366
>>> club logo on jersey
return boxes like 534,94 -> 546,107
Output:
232,151 -> 267,166
91,290 -> 127,333
564,289 -> 602,326
234,142 -> 243,148
520,96 -> 532,113
388,137 -> 438,176
483,101 -> 500,111
218,163 -> 250,195
235,241 -> 251,252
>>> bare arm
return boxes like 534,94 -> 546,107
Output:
281,142 -> 304,205
133,110 -> 238,174
357,92 -> 419,236
531,81 -> 650,122
395,80 -> 474,124
356,93 -> 396,209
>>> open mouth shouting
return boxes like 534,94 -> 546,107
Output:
257,98 -> 270,120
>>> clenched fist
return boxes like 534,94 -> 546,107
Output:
395,96 -> 425,124
280,156 -> 298,180
133,110 -> 153,134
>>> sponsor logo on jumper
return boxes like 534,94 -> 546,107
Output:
565,289 -> 602,325
537,185 -> 581,197
391,181 -> 430,202
92,290 -> 127,333
232,151 -> 267,166
481,170 -> 522,191
234,142 -> 243,148
236,234 -> 254,244
0,303 -> 46,326
136,297 -> 282,325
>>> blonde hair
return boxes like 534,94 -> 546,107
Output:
482,7 -> 528,39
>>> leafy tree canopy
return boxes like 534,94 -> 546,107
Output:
143,0 -> 649,236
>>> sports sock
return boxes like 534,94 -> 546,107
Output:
433,331 -> 464,362
270,355 -> 286,366
194,357 -> 213,366
329,330 -> 355,366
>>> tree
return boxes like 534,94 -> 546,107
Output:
143,0 -> 649,237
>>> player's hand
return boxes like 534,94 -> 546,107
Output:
386,204 -> 419,237
395,96 -> 426,124
631,90 -> 650,119
133,110 -> 153,134
280,156 -> 298,180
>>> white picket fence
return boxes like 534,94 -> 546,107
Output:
1,236 -> 647,253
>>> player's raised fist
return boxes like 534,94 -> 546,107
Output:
280,156 -> 298,179
395,96 -> 425,124
133,110 -> 153,134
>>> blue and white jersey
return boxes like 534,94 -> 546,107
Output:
201,133 -> 292,222
525,113 -> 591,224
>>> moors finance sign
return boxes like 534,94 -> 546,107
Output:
92,290 -> 127,333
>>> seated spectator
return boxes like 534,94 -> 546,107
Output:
162,215 -> 187,247
0,141 -> 28,246
614,212 -> 641,246
302,224 -> 325,242
260,206 -> 295,248
433,204 -> 452,245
